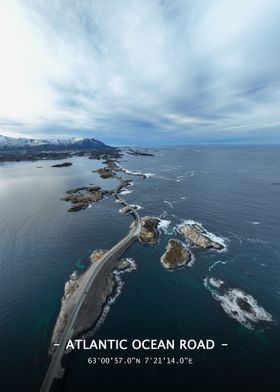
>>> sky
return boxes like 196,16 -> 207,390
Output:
0,0 -> 279,145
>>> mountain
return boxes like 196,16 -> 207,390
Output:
0,135 -> 111,152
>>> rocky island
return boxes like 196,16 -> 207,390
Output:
161,239 -> 192,269
131,216 -> 160,244
51,162 -> 72,167
94,166 -> 115,178
178,221 -> 224,250
126,148 -> 155,157
62,186 -> 104,212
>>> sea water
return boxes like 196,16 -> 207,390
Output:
0,145 -> 279,391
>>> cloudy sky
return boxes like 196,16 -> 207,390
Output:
0,0 -> 279,144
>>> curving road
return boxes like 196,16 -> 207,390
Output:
40,193 -> 141,392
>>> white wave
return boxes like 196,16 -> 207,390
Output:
158,219 -> 173,235
124,169 -> 142,176
175,172 -> 195,181
90,258 -> 137,334
70,270 -> 78,280
155,175 -> 173,181
160,210 -> 168,218
163,200 -> 174,209
119,207 -> 128,214
209,260 -> 229,272
144,172 -> 156,178
119,204 -> 142,214
204,278 -> 273,329
181,196 -> 186,200
119,189 -> 133,195
120,167 -> 134,175
209,277 -> 224,288
228,232 -> 244,244
126,180 -> 134,187
119,164 -> 154,179
247,237 -> 270,245
184,170 -> 196,177
177,219 -> 228,251
186,252 -> 195,268
251,221 -> 261,225
119,257 -> 137,273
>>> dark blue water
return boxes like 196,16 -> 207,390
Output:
0,146 -> 279,391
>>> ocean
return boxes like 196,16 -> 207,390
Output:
0,145 -> 279,391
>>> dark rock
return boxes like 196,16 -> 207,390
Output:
88,186 -> 101,192
127,149 -> 154,156
66,187 -> 87,194
67,203 -> 87,212
119,206 -> 132,214
236,297 -> 255,314
52,162 -> 72,168
161,239 -> 191,269
178,222 -> 224,250
131,216 -> 160,244
101,189 -> 114,196
63,194 -> 73,201
118,259 -> 131,271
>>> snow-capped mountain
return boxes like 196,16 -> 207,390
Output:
0,135 -> 111,151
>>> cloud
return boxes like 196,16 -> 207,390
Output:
0,0 -> 279,143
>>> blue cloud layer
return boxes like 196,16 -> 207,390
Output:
0,0 -> 279,143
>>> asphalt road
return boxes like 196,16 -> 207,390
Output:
40,194 -> 141,392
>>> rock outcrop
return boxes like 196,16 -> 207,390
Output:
127,148 -> 155,157
94,167 -> 115,178
68,202 -> 87,212
161,239 -> 191,269
63,187 -> 104,212
115,178 -> 133,193
68,192 -> 103,204
119,206 -> 132,214
236,297 -> 255,314
118,259 -> 131,271
178,222 -> 224,250
66,187 -> 88,194
88,185 -> 101,192
90,249 -> 107,263
51,162 -> 72,167
132,216 -> 160,244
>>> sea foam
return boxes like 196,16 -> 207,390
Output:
89,258 -> 137,335
177,219 -> 228,251
119,189 -> 133,195
204,277 -> 273,329
158,219 -> 173,235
